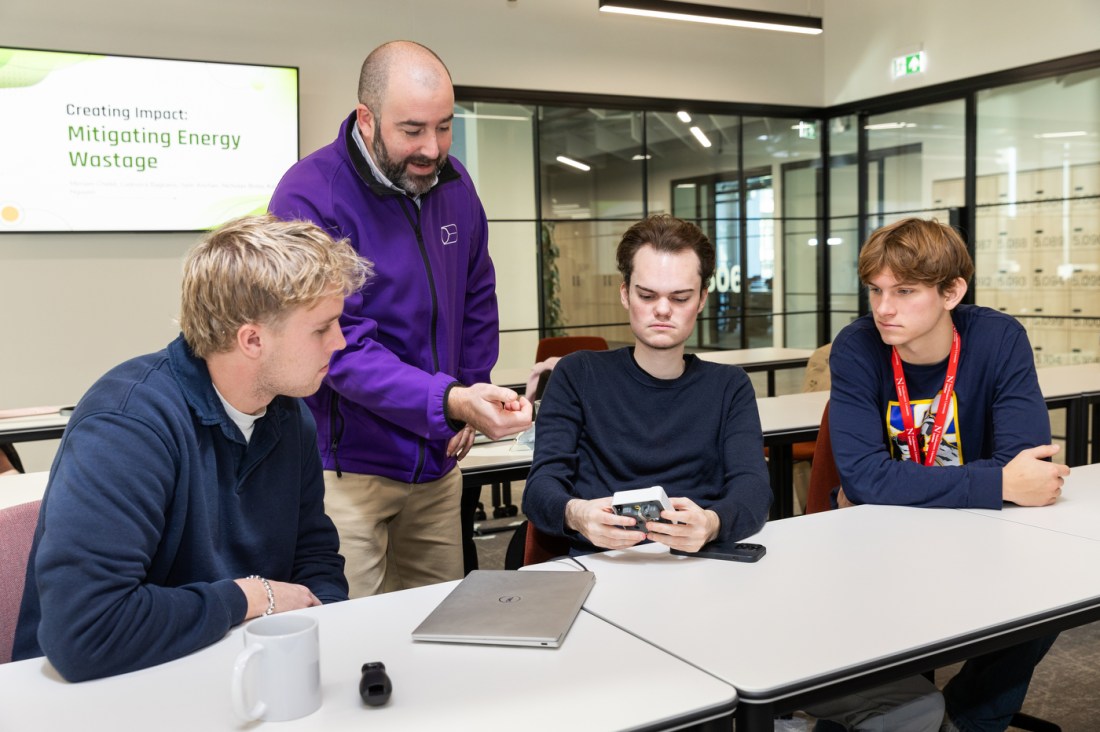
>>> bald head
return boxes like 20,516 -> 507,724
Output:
358,41 -> 453,114
353,41 -> 455,197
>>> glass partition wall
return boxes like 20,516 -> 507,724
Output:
825,116 -> 860,337
457,53 -> 1100,376
822,64 -> 1100,366
457,94 -> 824,372
974,69 -> 1100,367
453,101 -> 540,369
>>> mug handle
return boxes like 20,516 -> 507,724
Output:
232,643 -> 267,720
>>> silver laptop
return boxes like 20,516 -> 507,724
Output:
411,570 -> 595,648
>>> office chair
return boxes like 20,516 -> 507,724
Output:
805,401 -> 837,515
504,520 -> 570,570
534,335 -> 609,363
762,343 -> 830,514
805,404 -> 1061,732
0,499 -> 40,664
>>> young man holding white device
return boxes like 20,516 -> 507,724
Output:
522,214 -> 772,556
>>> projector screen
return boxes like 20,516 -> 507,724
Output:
0,47 -> 298,233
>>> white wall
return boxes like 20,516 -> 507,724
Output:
823,0 -> 1100,105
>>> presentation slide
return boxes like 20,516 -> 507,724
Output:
0,47 -> 298,232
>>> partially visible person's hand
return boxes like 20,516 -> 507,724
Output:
644,496 -> 719,553
525,357 -> 561,397
447,383 -> 533,440
564,497 -> 647,551
836,486 -> 856,509
1003,444 -> 1069,506
446,425 -> 477,459
235,578 -> 321,620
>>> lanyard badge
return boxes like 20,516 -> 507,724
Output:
891,327 -> 960,466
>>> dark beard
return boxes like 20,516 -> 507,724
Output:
372,124 -> 445,196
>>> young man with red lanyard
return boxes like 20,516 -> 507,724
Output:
826,217 -> 1068,732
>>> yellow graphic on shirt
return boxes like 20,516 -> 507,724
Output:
886,391 -> 963,466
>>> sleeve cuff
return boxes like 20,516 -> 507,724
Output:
214,578 -> 250,626
442,381 -> 467,433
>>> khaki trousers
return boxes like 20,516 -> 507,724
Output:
323,468 -> 463,598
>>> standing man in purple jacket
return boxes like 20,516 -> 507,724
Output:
270,41 -> 532,598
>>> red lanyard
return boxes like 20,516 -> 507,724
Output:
891,327 -> 960,467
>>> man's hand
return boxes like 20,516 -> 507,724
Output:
836,486 -> 856,508
644,497 -> 720,553
235,578 -> 321,621
447,383 -> 533,440
564,497 -> 647,551
447,425 -> 476,459
1003,444 -> 1069,506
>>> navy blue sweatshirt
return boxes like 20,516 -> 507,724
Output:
14,336 -> 348,680
829,305 -> 1050,508
523,348 -> 772,555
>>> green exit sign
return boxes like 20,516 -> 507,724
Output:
893,51 -> 926,78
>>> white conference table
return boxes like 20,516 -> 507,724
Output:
960,461 -> 1100,542
460,440 -> 533,491
1035,363 -> 1100,465
0,410 -> 70,444
696,346 -> 814,396
0,579 -> 737,732
0,470 -> 47,510
535,504 -> 1100,731
755,391 -> 829,518
1035,362 -> 1100,400
490,365 -> 534,392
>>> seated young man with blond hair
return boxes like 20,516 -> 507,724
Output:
14,215 -> 371,681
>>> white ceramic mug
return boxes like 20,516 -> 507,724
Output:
231,614 -> 322,722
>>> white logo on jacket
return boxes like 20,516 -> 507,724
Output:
441,223 -> 458,246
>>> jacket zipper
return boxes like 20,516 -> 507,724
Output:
329,390 -> 344,477
397,197 -> 440,483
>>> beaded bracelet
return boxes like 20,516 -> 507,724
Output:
247,575 -> 276,616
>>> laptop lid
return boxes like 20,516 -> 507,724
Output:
411,569 -> 595,648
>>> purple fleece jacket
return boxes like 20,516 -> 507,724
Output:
270,112 -> 499,483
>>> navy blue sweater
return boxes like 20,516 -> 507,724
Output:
14,336 -> 348,680
830,305 -> 1050,508
523,348 -> 772,555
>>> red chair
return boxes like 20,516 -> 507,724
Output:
805,402 -> 838,514
535,336 -> 608,363
524,521 -> 570,565
504,520 -> 571,569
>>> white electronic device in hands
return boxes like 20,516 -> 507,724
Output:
612,486 -> 673,531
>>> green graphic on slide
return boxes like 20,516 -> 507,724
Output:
0,49 -> 99,89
